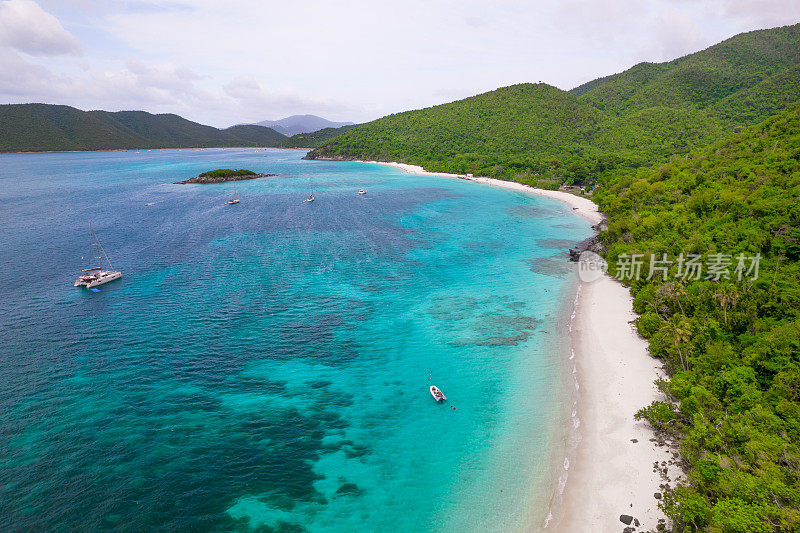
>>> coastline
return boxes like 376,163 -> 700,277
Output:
549,276 -> 680,531
352,161 -> 603,225
357,160 -> 678,530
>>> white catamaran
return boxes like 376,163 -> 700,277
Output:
74,223 -> 122,288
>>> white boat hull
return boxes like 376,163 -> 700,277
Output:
75,270 -> 122,288
430,385 -> 446,402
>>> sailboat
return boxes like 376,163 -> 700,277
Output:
228,187 -> 240,204
74,223 -> 122,288
305,174 -> 315,202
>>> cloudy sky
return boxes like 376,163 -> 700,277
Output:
1,0 -> 799,127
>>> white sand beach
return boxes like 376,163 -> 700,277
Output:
555,275 -> 680,531
360,160 -> 679,531
354,161 -> 603,225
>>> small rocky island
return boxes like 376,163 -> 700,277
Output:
174,169 -> 276,184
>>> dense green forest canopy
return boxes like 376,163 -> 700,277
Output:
596,103 -> 800,531
307,23 -> 800,188
280,124 -> 358,148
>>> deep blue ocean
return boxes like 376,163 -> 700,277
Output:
0,148 -> 592,531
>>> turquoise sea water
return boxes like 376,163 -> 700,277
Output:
0,149 -> 592,531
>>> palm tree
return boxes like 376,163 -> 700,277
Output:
713,283 -> 739,325
661,316 -> 692,372
658,281 -> 687,316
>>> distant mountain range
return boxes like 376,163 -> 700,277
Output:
251,115 -> 354,137
0,105 -> 358,152
0,104 -> 288,152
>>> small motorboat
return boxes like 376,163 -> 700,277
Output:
306,194 -> 315,202
358,189 -> 366,195
430,385 -> 446,402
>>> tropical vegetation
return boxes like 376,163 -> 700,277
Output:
281,124 -> 358,148
197,169 -> 257,178
597,103 -> 800,532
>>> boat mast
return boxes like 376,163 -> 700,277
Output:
89,221 -> 115,270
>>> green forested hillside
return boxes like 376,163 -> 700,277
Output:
281,124 -> 358,148
309,83 -> 607,187
577,24 -> 800,114
308,23 -> 800,185
0,104 -> 286,152
0,104 -> 146,152
223,124 -> 288,146
596,103 -> 800,532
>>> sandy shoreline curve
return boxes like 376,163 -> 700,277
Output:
352,161 -> 603,225
356,159 -> 679,531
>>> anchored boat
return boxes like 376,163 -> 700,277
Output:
74,223 -> 122,289
430,385 -> 446,402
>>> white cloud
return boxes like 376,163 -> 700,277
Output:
223,76 -> 261,100
644,8 -> 712,62
2,0 -> 799,126
0,49 -> 357,127
699,0 -> 800,28
0,0 -> 82,56
221,75 -> 362,125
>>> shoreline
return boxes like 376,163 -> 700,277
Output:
358,159 -> 678,530
550,275 -> 681,531
351,161 -> 603,225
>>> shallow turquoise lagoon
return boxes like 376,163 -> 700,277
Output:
0,148 -> 592,531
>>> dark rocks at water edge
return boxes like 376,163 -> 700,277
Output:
568,235 -> 605,261
174,170 -> 276,184
568,221 -> 606,261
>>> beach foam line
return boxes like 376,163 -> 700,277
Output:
554,275 -> 682,531
352,161 -> 604,225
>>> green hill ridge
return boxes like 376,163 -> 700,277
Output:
0,104 -> 287,152
307,23 -> 800,186
281,124 -> 359,148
